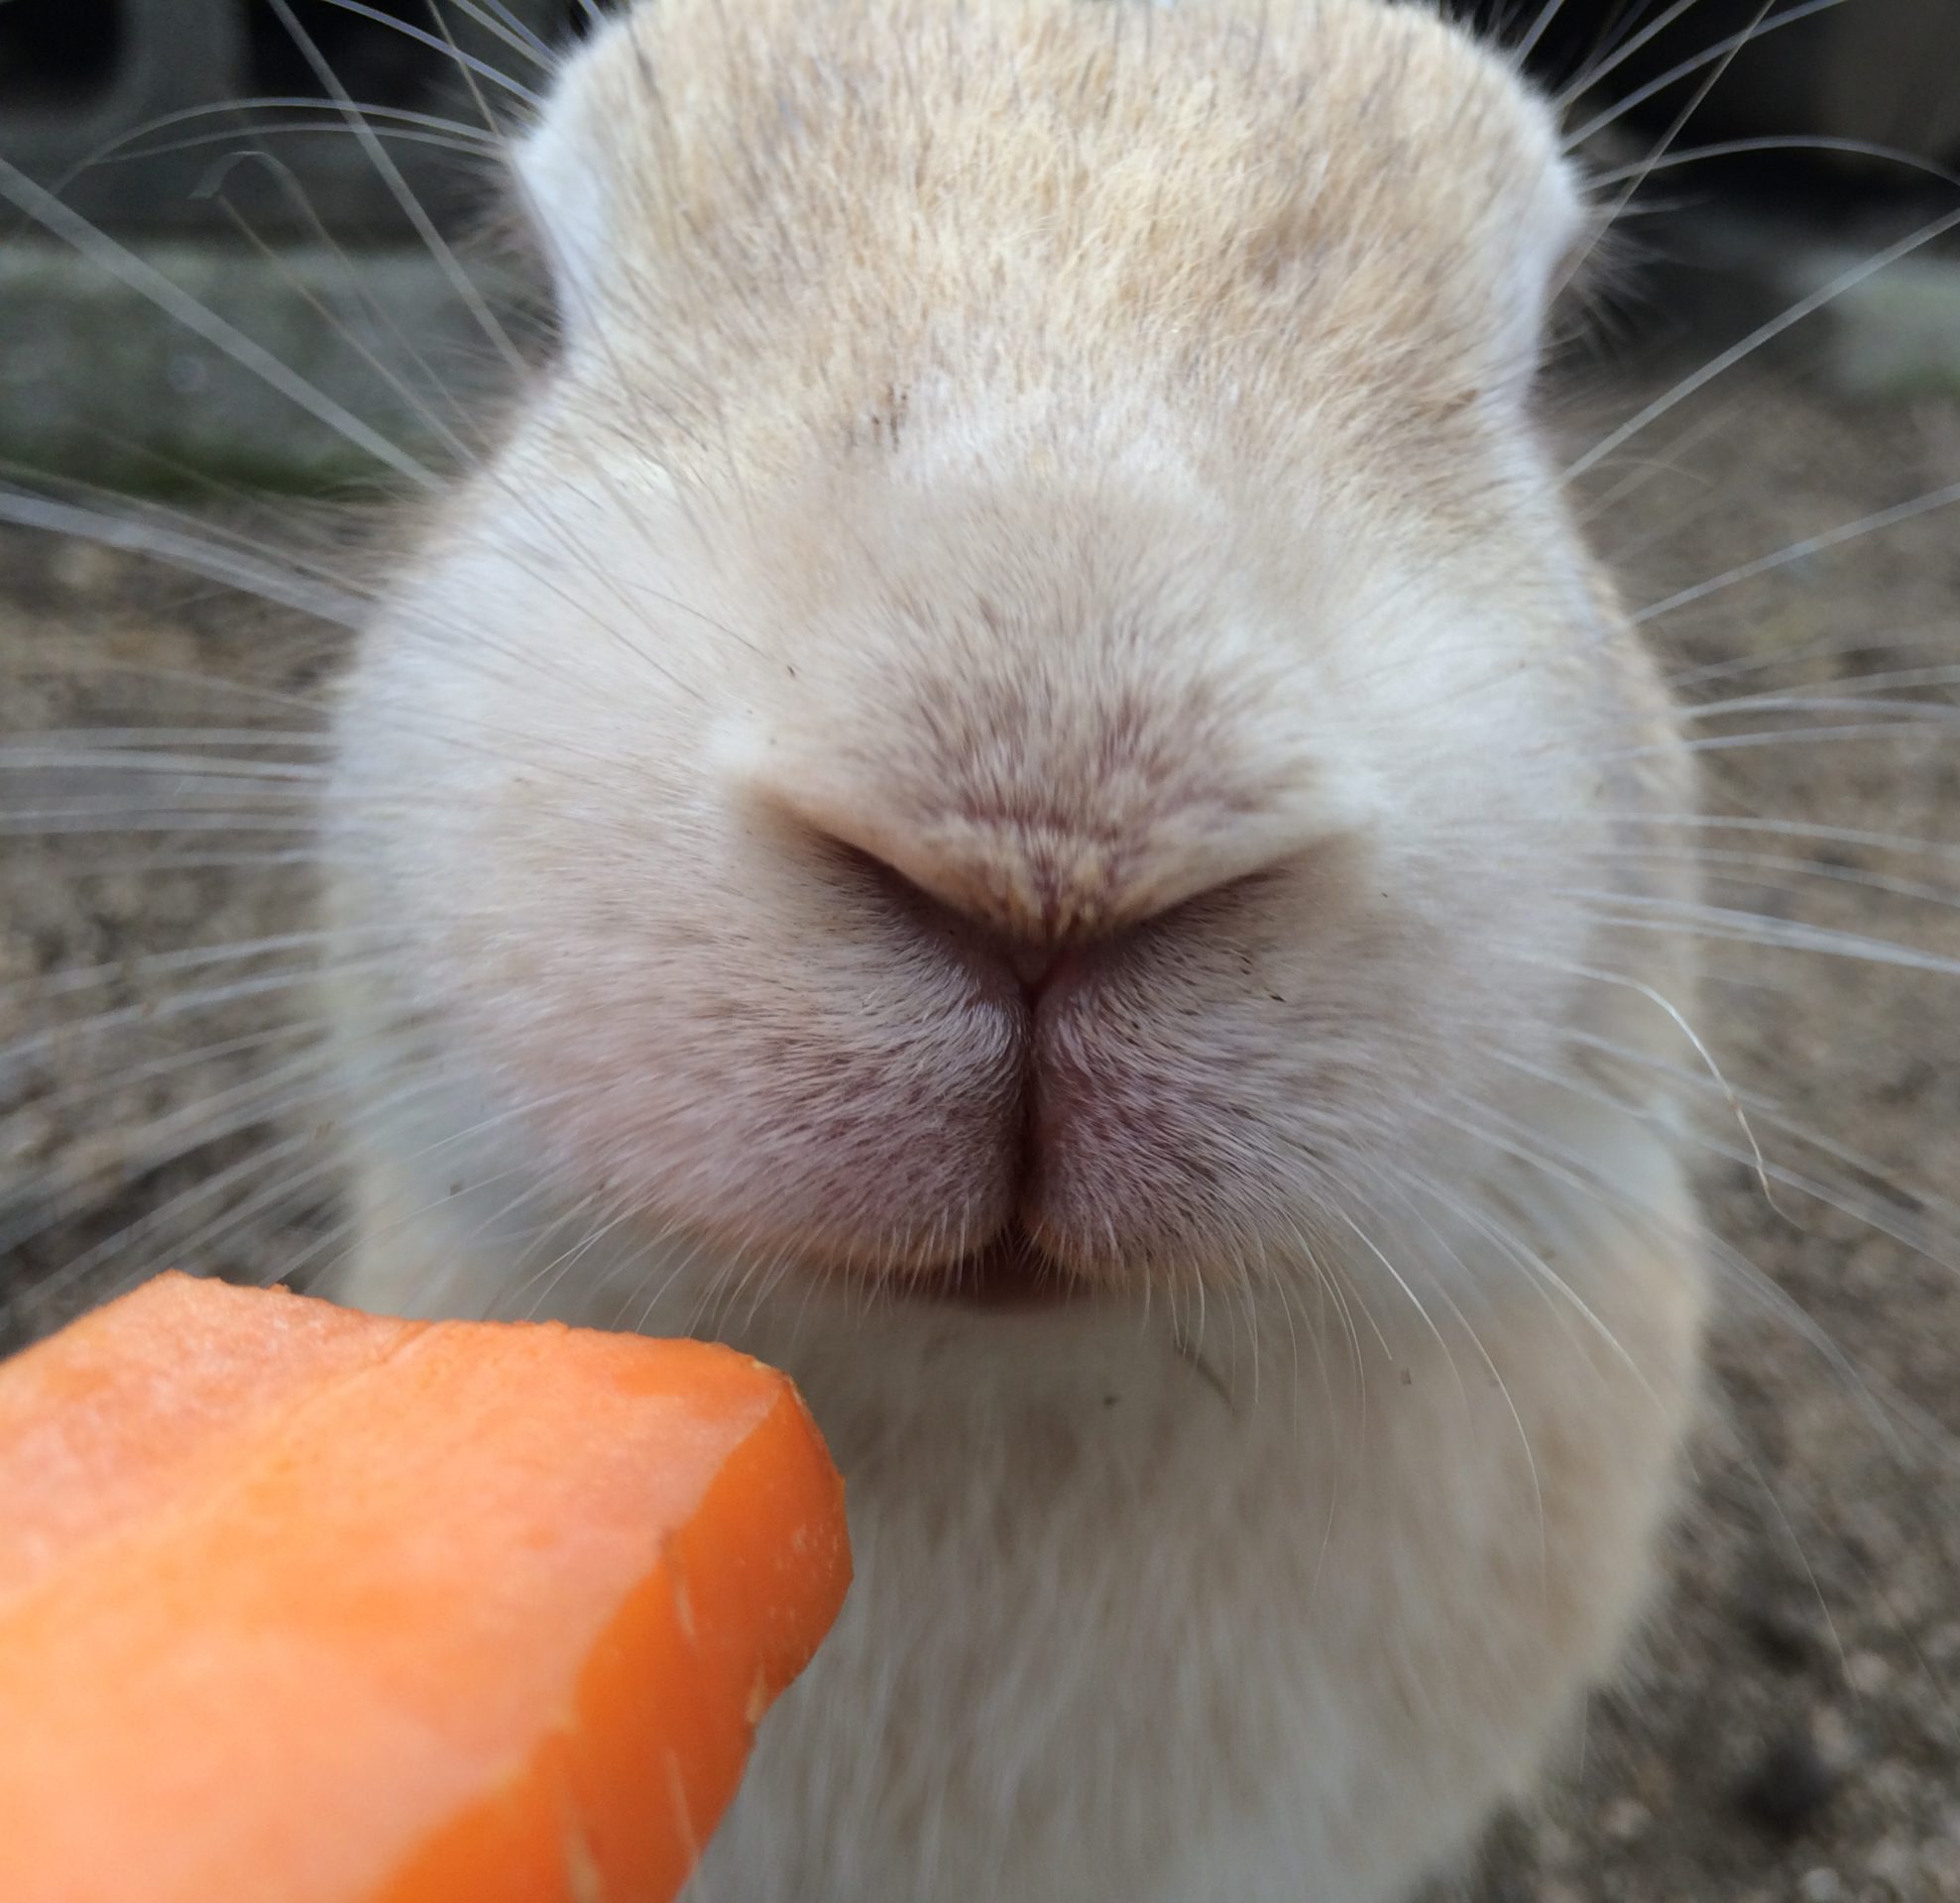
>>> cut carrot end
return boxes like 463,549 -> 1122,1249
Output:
0,1272 -> 851,1903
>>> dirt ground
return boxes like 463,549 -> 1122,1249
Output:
2,354 -> 1957,1897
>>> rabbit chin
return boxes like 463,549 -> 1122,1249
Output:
331,1062 -> 1704,1903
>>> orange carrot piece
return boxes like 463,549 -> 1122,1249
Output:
0,1272 -> 851,1903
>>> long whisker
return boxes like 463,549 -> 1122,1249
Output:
1563,892 -> 1960,981
1554,0 -> 1778,302
295,0 -> 547,106
1565,204 -> 1960,481
1636,481 -> 1960,623
0,489 -> 367,625
262,0 -> 529,385
1559,0 -> 1854,149
1554,0 -> 1733,108
1431,1097 -> 1952,1467
1588,133 -> 1960,190
0,159 -> 438,489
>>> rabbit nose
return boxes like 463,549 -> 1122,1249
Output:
800,804 -> 1175,966
746,701 -> 1334,975
815,830 -> 1093,1010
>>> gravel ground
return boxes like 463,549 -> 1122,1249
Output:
2,355 -> 1957,1897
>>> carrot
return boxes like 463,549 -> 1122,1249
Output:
0,1271 -> 851,1903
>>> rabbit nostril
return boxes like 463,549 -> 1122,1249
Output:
826,839 -> 1086,1007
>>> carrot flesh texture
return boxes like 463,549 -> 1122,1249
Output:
0,1273 -> 851,1903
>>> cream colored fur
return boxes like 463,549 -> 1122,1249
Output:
327,3 -> 1707,1897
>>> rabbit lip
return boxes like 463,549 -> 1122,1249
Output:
923,1228 -> 1084,1310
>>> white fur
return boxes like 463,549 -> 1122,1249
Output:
327,3 -> 1708,1896
337,1098 -> 1702,1902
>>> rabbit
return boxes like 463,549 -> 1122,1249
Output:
324,1 -> 1708,1896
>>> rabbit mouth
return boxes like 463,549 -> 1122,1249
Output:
921,1228 -> 1086,1310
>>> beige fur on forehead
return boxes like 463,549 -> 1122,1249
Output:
525,0 -> 1579,475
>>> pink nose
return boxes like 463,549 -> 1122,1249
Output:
750,724 -> 1329,1024
818,835 -> 1096,1015
773,789 -> 1285,969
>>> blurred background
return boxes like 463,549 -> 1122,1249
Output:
1,6 -> 1958,1901
2,0 -> 1959,487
